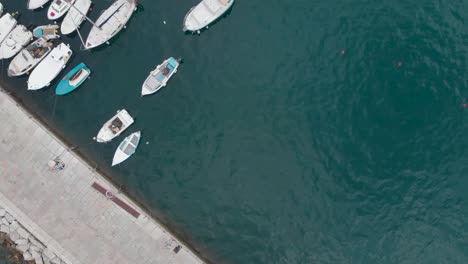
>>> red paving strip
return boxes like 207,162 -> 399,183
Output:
91,182 -> 140,218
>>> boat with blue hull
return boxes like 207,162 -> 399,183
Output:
56,62 -> 90,95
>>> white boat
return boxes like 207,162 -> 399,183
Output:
8,38 -> 53,77
33,24 -> 60,40
27,43 -> 72,90
48,0 -> 76,20
0,3 -> 3,16
96,109 -> 134,143
27,0 -> 51,10
0,25 -> 33,59
85,0 -> 137,50
0,14 -> 17,45
61,0 -> 91,35
112,131 -> 141,166
141,57 -> 181,96
183,0 -> 234,32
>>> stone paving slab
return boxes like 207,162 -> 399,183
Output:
0,91 -> 204,264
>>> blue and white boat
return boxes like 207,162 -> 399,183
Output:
112,131 -> 141,166
56,62 -> 91,95
141,57 -> 181,96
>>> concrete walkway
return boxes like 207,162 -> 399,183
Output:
0,91 -> 204,264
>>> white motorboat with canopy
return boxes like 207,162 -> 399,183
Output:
61,0 -> 91,35
95,109 -> 134,143
85,0 -> 137,49
8,38 -> 53,77
27,43 -> 72,90
183,0 -> 234,32
27,0 -> 51,10
48,0 -> 76,20
141,57 -> 181,96
112,131 -> 141,166
0,25 -> 33,59
0,14 -> 17,45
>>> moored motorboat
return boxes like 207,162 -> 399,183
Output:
183,0 -> 234,32
0,25 -> 33,59
56,62 -> 91,95
33,24 -> 60,40
48,0 -> 76,20
61,0 -> 91,35
27,0 -> 51,10
0,14 -> 18,45
8,38 -> 53,77
85,0 -> 137,50
112,131 -> 141,166
27,43 -> 72,90
95,109 -> 134,143
141,57 -> 181,96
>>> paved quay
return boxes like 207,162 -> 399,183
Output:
0,90 -> 204,264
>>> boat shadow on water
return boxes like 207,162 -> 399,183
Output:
183,0 -> 236,36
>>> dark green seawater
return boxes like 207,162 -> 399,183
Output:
1,0 -> 468,263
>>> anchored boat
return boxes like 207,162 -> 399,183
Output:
56,62 -> 91,95
61,0 -> 91,35
96,109 -> 134,143
0,14 -> 17,45
85,0 -> 137,50
27,0 -> 51,10
183,0 -> 234,32
112,131 -> 141,166
27,43 -> 72,90
0,25 -> 33,59
8,38 -> 53,77
141,57 -> 181,96
48,0 -> 76,20
33,24 -> 60,40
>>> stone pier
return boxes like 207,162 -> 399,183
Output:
0,90 -> 204,264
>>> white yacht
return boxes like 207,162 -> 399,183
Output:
8,38 -> 53,77
95,109 -> 134,143
0,25 -> 33,59
61,0 -> 91,35
183,0 -> 234,32
112,131 -> 141,166
27,0 -> 51,10
0,14 -> 17,45
48,0 -> 76,20
85,0 -> 137,50
27,43 -> 72,90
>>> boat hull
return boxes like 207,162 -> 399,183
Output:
96,109 -> 134,143
0,25 -> 33,59
0,14 -> 18,45
56,62 -> 91,95
27,0 -> 51,10
33,25 -> 60,40
112,131 -> 141,166
8,38 -> 53,77
48,0 -> 76,20
61,0 -> 91,35
141,57 -> 180,96
183,0 -> 234,32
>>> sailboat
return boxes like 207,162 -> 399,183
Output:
61,0 -> 92,35
27,43 -> 73,90
0,25 -> 33,59
182,0 -> 234,32
48,0 -> 76,20
141,57 -> 181,96
95,109 -> 134,143
0,14 -> 18,45
85,0 -> 137,50
112,131 -> 141,166
27,0 -> 51,10
8,38 -> 53,77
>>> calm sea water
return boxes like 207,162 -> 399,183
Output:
1,0 -> 468,263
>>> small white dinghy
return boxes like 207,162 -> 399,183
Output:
183,0 -> 234,32
0,25 -> 33,59
95,109 -> 134,143
8,38 -> 53,77
112,131 -> 141,166
48,0 -> 76,20
141,57 -> 181,96
0,14 -> 18,45
33,24 -> 60,40
61,0 -> 91,35
27,0 -> 51,10
27,43 -> 72,90
85,0 -> 137,50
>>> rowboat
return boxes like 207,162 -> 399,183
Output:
85,0 -> 137,50
95,109 -> 134,143
8,38 -> 53,77
183,0 -> 234,32
27,0 -> 51,10
112,131 -> 141,166
141,57 -> 181,96
0,25 -> 33,59
33,24 -> 60,40
27,43 -> 72,90
48,0 -> 76,20
0,14 -> 17,45
56,62 -> 91,95
61,0 -> 91,35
